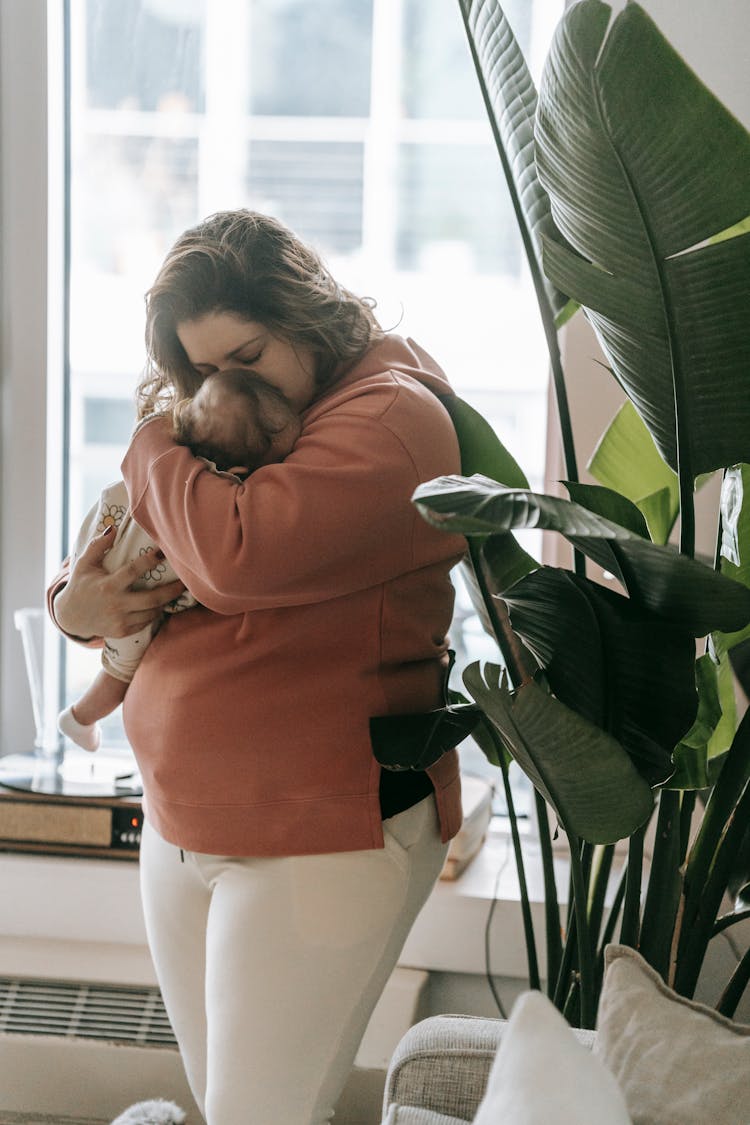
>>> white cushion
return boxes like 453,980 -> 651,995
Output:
472,990 -> 631,1124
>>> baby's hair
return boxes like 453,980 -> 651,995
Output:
173,369 -> 297,472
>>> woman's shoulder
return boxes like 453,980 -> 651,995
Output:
306,334 -> 455,423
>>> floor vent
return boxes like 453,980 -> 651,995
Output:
0,976 -> 177,1047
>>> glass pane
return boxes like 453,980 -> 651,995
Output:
396,143 -> 520,276
84,399 -> 134,446
402,0 -> 533,120
72,134 -> 199,277
249,0 -> 372,116
86,0 -> 204,112
247,141 -> 364,255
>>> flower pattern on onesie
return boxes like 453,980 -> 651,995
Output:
138,545 -> 167,583
97,502 -> 126,534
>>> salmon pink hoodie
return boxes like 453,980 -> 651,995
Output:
50,335 -> 467,856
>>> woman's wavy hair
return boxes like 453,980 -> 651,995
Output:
138,210 -> 383,418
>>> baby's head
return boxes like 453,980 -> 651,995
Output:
173,368 -> 301,474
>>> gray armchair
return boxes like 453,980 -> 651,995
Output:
381,1014 -> 595,1124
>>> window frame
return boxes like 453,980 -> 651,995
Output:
1,0 -> 560,764
0,0 -> 66,756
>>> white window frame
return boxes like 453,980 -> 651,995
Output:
0,0 -> 65,755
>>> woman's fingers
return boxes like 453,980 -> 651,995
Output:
123,576 -> 187,610
55,533 -> 187,639
112,602 -> 183,635
77,524 -> 117,562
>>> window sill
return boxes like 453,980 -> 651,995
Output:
0,818 -> 606,983
401,817 -> 572,977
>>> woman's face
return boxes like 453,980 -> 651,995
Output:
176,311 -> 317,413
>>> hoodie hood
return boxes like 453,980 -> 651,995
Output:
333,334 -> 454,399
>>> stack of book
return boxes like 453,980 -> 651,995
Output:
440,774 -> 495,881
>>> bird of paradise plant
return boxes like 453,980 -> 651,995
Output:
379,0 -> 750,1029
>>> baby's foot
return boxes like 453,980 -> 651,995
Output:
58,705 -> 101,752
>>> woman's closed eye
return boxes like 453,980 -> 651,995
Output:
235,350 -> 263,367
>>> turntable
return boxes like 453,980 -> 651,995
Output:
0,609 -> 143,859
0,753 -> 143,860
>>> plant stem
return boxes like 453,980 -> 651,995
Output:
713,907 -> 750,936
465,543 -> 534,690
569,834 -> 596,1028
552,913 -> 577,1012
640,789 -> 682,980
587,843 -> 615,955
676,776 -> 750,997
499,756 -> 540,990
599,862 -> 627,954
562,977 -> 581,1026
597,864 -> 627,993
675,710 -> 750,995
716,943 -> 750,1018
679,790 -> 697,862
620,826 -> 645,947
534,789 -> 562,996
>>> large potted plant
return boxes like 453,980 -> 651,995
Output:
388,0 -> 750,1029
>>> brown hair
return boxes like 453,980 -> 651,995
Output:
138,210 -> 383,418
172,369 -> 300,472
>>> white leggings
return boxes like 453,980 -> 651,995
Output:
139,795 -> 448,1125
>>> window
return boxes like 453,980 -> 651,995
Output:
2,1 -> 561,799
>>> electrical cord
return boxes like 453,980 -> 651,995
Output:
484,832 -> 511,1018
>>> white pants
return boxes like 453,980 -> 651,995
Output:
139,795 -> 448,1125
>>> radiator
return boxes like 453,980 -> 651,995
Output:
0,977 -> 200,1121
0,966 -> 428,1124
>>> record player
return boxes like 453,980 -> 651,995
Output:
0,609 -> 143,860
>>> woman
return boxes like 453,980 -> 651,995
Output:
49,210 -> 466,1125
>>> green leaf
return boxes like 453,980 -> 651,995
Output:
636,488 -> 676,548
466,711 -> 511,770
370,704 -> 482,772
414,473 -> 644,543
481,533 -> 537,593
555,297 -> 579,330
718,464 -> 750,649
438,394 -> 537,646
669,638 -> 737,790
457,0 -> 582,490
457,0 -> 572,323
413,474 -> 750,636
588,400 -> 679,543
535,1 -> 750,478
710,214 -> 750,246
440,395 -> 529,487
463,662 -> 654,844
563,481 -> 650,539
504,568 -> 695,785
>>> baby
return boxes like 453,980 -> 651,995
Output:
58,369 -> 301,751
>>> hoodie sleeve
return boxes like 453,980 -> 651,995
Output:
121,378 -> 465,615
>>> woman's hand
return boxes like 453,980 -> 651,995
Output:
53,527 -> 186,640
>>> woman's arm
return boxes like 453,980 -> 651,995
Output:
121,384 -> 466,615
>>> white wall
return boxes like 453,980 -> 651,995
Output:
608,0 -> 750,126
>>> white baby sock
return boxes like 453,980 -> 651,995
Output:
58,705 -> 101,752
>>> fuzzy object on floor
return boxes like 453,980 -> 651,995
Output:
109,1101 -> 186,1125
